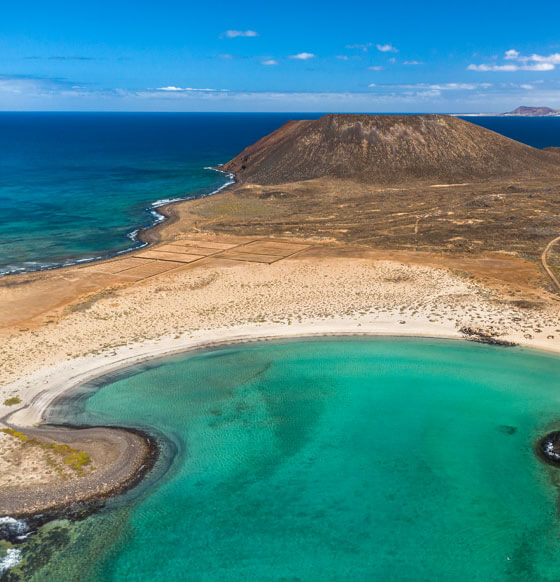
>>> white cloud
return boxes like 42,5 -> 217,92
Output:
0,74 -> 77,96
404,60 -> 424,65
346,43 -> 372,52
376,43 -> 398,53
261,59 -> 279,66
369,82 -> 492,91
368,66 -> 384,71
468,62 -> 554,72
223,30 -> 258,38
336,55 -> 350,61
4,82 -> 560,113
529,53 -> 560,64
4,71 -> 560,113
414,90 -> 442,98
157,86 -> 228,92
438,82 -> 492,90
289,52 -> 315,60
505,49 -> 560,64
505,49 -> 520,60
469,49 -> 560,72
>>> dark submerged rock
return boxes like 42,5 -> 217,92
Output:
537,431 -> 560,466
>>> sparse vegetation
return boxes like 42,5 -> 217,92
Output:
3,396 -> 21,406
69,288 -> 116,313
1,428 -> 92,475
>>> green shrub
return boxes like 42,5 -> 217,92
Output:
3,396 -> 21,406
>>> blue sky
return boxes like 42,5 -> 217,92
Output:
1,0 -> 560,112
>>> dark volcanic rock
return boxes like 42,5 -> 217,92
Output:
220,114 -> 560,186
459,327 -> 517,347
538,431 -> 560,466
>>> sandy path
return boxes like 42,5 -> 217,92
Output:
541,234 -> 560,292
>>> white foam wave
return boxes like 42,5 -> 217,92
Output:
150,168 -> 235,209
0,516 -> 30,537
151,197 -> 184,208
0,548 -> 22,573
0,255 -> 104,277
127,228 -> 140,241
117,241 -> 147,254
149,209 -> 166,224
204,168 -> 235,196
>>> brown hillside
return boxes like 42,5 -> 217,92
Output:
220,114 -> 560,185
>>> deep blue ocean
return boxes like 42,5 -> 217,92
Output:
1,113 -> 559,276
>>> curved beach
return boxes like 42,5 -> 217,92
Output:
8,335 -> 560,580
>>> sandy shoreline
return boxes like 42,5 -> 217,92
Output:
4,325 -> 460,429
5,321 -> 560,432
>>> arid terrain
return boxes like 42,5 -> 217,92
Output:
1,113 -> 560,514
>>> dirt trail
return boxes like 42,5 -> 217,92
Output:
541,235 -> 560,292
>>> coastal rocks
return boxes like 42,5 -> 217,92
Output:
0,426 -> 163,578
0,518 -> 29,544
538,431 -> 560,466
459,327 -> 517,347
0,522 -> 72,581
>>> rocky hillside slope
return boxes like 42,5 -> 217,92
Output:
220,114 -> 560,185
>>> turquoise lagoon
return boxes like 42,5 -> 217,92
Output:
8,337 -> 560,581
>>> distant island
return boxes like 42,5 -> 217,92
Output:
501,106 -> 560,117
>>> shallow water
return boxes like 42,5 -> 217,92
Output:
8,338 -> 560,581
